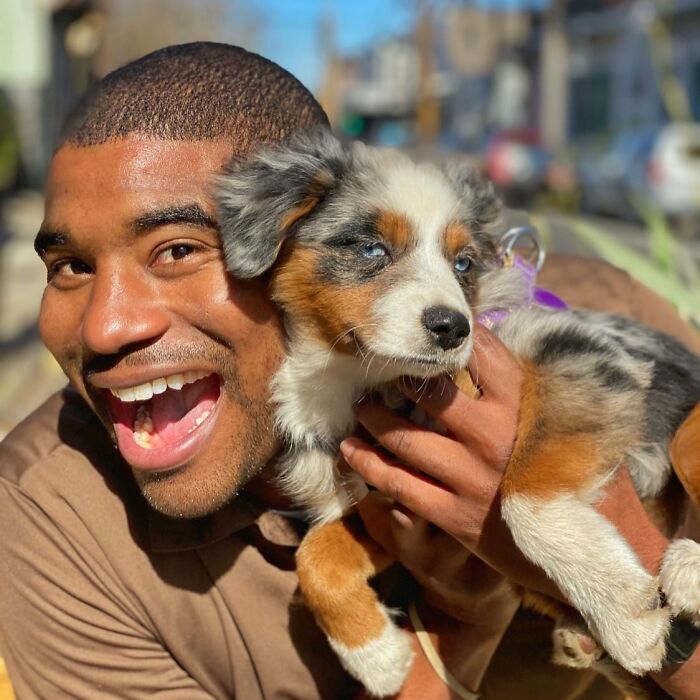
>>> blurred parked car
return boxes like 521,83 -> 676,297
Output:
576,128 -> 657,220
577,124 -> 700,233
483,129 -> 552,207
648,123 -> 700,231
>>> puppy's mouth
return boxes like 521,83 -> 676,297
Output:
103,371 -> 221,470
350,331 -> 464,374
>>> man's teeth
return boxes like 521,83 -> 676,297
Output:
187,410 -> 211,434
134,404 -> 154,433
132,401 -> 212,449
109,370 -> 211,402
133,404 -> 155,449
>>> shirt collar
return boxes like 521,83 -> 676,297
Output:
146,495 -> 307,553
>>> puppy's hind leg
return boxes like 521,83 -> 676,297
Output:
502,486 -> 670,676
296,514 -> 414,697
552,615 -> 671,699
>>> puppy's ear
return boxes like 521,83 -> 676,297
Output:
216,129 -> 346,278
442,162 -> 503,239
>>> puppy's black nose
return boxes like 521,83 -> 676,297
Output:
422,307 -> 470,350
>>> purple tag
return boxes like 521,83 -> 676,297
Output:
477,255 -> 567,330
533,287 -> 568,310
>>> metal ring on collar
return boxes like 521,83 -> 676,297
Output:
498,225 -> 546,272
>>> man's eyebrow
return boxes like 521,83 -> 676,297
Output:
34,230 -> 69,256
131,204 -> 218,232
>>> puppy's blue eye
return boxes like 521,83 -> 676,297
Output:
454,257 -> 472,273
361,242 -> 389,259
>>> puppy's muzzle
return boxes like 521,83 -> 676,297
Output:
422,306 -> 471,351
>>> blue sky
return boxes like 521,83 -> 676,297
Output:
252,0 -> 549,91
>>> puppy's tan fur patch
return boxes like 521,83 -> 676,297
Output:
375,210 -> 414,254
272,246 -> 379,353
670,402 -> 700,510
280,170 -> 336,232
443,221 -> 472,258
296,515 -> 392,647
502,362 -> 606,498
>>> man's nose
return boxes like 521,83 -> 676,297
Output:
81,268 -> 171,355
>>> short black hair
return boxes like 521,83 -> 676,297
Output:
59,42 -> 329,155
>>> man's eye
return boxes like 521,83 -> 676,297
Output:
154,244 -> 196,265
360,242 -> 389,259
454,256 -> 472,273
49,259 -> 92,278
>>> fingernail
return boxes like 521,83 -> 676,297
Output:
339,438 -> 358,460
391,508 -> 413,530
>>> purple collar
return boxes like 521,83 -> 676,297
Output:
477,254 -> 568,330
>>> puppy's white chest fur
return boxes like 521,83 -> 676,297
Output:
272,332 -> 405,522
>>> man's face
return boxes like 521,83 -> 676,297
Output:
37,137 -> 286,517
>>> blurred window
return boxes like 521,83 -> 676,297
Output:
570,72 -> 611,137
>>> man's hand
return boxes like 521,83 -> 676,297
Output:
341,325 -> 559,596
357,491 -> 520,624
356,491 -> 521,695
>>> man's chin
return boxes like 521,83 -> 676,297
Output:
133,459 -> 258,519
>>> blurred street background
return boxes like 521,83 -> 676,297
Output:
2,0 -> 700,438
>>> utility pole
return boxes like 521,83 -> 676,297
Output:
415,0 -> 440,142
540,0 -> 568,151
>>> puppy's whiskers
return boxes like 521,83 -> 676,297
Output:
323,323 -> 378,373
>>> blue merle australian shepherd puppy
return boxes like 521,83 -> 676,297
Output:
216,130 -> 700,698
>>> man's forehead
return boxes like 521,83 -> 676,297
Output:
41,137 -> 239,243
47,136 -> 237,198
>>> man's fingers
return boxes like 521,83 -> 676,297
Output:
397,375 -> 516,455
340,437 -> 454,522
356,491 -> 430,559
354,400 -> 488,492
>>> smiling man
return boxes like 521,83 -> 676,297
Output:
36,137 -> 286,519
1,41 -> 699,700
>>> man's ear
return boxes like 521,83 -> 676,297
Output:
216,129 -> 347,278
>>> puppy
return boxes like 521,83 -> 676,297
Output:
216,130 -> 700,697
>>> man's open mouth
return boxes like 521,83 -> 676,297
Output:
104,371 -> 221,471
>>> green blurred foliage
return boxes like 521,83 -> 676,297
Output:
0,91 -> 19,194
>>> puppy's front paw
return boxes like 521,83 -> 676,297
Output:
552,617 -> 603,669
660,539 -> 700,624
596,587 -> 671,676
329,620 -> 414,697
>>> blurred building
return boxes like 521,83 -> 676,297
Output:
341,37 -> 421,145
0,0 -> 101,189
0,0 -> 258,190
442,5 -> 533,149
566,0 -> 700,140
327,6 -> 533,149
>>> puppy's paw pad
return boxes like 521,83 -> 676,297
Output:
329,622 -> 414,697
660,539 -> 700,623
552,623 -> 602,669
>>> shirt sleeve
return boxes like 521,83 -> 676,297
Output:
0,478 -> 217,700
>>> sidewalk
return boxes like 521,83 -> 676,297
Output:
0,192 -> 65,439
